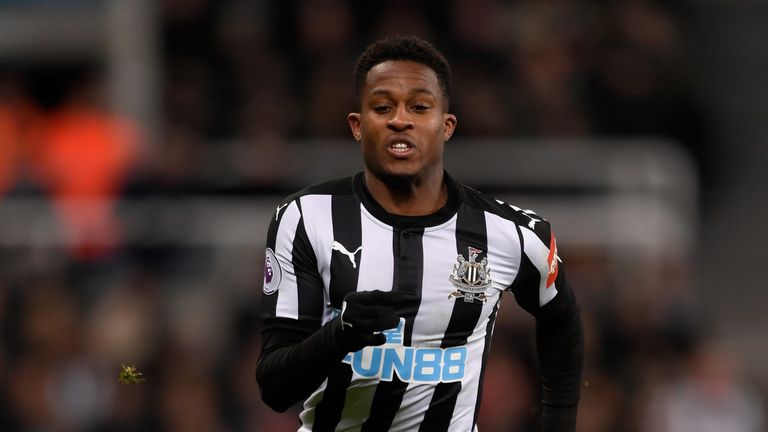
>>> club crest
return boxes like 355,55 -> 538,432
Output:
448,247 -> 491,304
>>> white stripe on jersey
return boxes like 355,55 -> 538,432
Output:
275,201 -> 302,319
391,383 -> 435,431
337,380 -> 379,431
449,297 -> 500,431
357,205 -> 395,294
484,212 -> 523,289
521,227 -> 558,307
299,379 -> 328,431
297,195 -> 335,324
411,216 -> 458,347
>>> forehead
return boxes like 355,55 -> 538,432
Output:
363,60 -> 441,97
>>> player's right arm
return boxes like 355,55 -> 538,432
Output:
256,199 -> 402,412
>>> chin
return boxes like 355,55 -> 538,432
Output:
371,166 -> 420,188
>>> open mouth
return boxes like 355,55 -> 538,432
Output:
387,142 -> 416,159
390,142 -> 411,153
385,136 -> 416,159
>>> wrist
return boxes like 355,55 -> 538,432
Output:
328,317 -> 354,359
538,403 -> 578,432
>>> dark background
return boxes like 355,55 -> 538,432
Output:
0,1 -> 766,431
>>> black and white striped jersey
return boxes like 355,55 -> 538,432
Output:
258,172 -> 581,432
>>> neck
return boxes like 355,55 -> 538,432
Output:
364,169 -> 447,216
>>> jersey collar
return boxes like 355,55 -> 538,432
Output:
353,171 -> 462,229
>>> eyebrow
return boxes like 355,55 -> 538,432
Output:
368,88 -> 437,98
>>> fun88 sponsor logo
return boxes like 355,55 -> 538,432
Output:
342,318 -> 468,383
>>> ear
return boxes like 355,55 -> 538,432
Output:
443,113 -> 457,141
348,112 -> 362,142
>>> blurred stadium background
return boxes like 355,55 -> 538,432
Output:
0,1 -> 766,431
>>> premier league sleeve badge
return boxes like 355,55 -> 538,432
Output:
263,248 -> 283,295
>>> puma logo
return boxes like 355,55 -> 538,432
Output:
331,241 -> 363,269
526,215 -> 540,230
275,203 -> 288,221
494,200 -> 541,230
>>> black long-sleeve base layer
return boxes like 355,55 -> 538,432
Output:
532,282 -> 584,431
256,317 -> 349,412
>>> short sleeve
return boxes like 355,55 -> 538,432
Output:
260,198 -> 325,329
510,217 -> 565,314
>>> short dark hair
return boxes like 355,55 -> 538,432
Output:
353,36 -> 452,107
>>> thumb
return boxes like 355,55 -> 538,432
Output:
368,333 -> 387,346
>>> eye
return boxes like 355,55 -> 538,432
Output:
373,105 -> 392,114
412,104 -> 430,113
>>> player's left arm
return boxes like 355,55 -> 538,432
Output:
510,218 -> 584,432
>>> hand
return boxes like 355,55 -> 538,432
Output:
338,290 -> 404,352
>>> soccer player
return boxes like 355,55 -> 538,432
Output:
257,36 -> 583,431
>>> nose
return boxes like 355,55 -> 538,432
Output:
387,105 -> 413,131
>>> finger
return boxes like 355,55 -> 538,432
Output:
379,290 -> 415,309
354,305 -> 397,318
366,333 -> 387,346
350,290 -> 406,306
343,304 -> 394,323
356,314 -> 400,333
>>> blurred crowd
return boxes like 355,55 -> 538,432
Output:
154,0 -> 711,188
0,0 -> 762,431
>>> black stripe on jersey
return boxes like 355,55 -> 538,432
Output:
510,218 -> 546,316
397,228 -> 425,346
328,194 -> 362,309
313,194 -> 362,430
266,208 -> 281,251
293,205 -> 324,323
510,251 -> 541,315
528,216 -> 551,247
361,227 -> 425,431
442,203 -> 488,347
360,376 -> 407,432
419,381 -> 459,432
472,298 -> 500,428
313,365 -> 354,432
420,204 -> 488,432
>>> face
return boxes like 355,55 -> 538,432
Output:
348,60 -> 457,186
